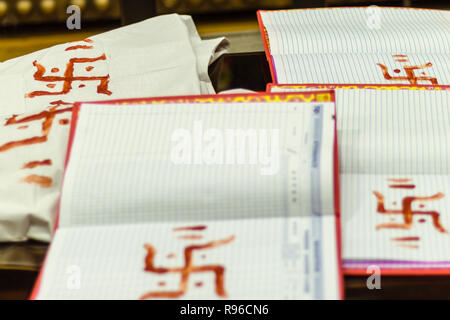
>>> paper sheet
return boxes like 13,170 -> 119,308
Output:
270,53 -> 450,85
36,217 -> 339,299
259,7 -> 450,85
59,100 -> 336,227
269,86 -> 450,268
35,96 -> 340,300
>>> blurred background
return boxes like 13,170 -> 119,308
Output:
0,0 -> 448,92
0,0 -> 448,61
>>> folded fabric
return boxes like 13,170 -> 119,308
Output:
0,14 -> 229,242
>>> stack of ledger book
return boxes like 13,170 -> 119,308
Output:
32,7 -> 450,299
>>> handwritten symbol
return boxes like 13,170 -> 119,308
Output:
3,40 -> 114,189
373,179 -> 446,233
376,55 -> 438,85
387,178 -> 416,189
391,236 -> 420,242
65,39 -> 94,51
26,54 -> 112,98
140,226 -> 235,299
0,101 -> 73,153
0,101 -> 72,188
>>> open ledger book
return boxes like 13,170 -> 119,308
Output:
31,92 -> 342,300
269,84 -> 450,275
257,7 -> 450,85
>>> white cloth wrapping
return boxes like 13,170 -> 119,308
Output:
0,14 -> 229,242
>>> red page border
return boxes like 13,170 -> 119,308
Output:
257,10 -> 277,84
30,91 -> 344,299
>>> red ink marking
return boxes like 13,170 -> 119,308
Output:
140,235 -> 235,299
78,84 -> 86,88
393,55 -> 407,58
389,184 -> 416,189
377,61 -> 438,85
86,66 -> 94,72
167,253 -> 175,259
391,237 -> 420,242
22,159 -> 52,169
59,119 -> 70,125
46,84 -> 56,88
26,55 -> 112,98
51,68 -> 59,73
49,100 -> 73,106
64,39 -> 94,51
65,45 -> 94,51
398,244 -> 419,249
0,100 -> 73,153
173,225 -> 207,232
18,125 -> 28,130
178,235 -> 203,240
0,137 -> 47,152
373,191 -> 446,233
419,204 -> 425,208
21,175 -> 52,188
419,219 -> 426,223
195,282 -> 203,287
388,178 -> 411,183
158,282 -> 166,287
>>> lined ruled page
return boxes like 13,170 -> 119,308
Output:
59,100 -> 336,227
261,8 -> 450,55
342,173 -> 450,263
271,53 -> 450,85
36,217 -> 339,299
338,90 -> 450,175
269,86 -> 450,264
260,8 -> 450,84
268,88 -> 450,175
41,99 -> 341,299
